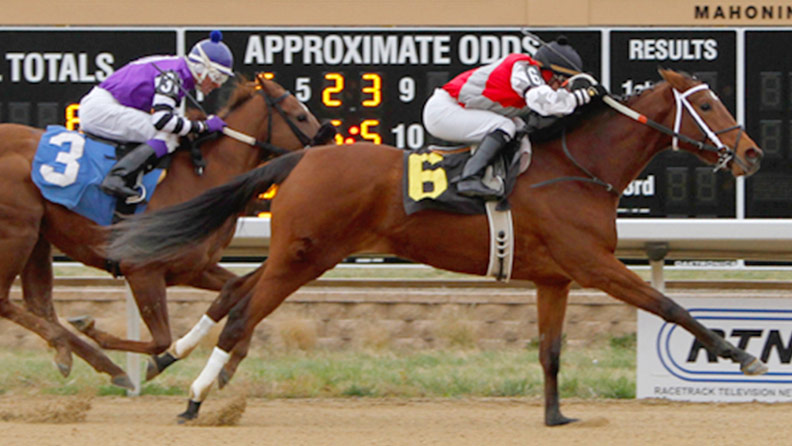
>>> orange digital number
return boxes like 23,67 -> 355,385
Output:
65,103 -> 80,130
360,119 -> 382,144
322,73 -> 344,107
361,73 -> 382,107
330,119 -> 344,145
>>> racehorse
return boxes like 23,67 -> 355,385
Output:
109,69 -> 765,425
0,75 -> 328,389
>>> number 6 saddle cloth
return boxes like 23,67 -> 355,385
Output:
31,125 -> 163,226
401,140 -> 529,216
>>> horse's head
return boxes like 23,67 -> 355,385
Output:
217,74 -> 335,160
659,68 -> 762,177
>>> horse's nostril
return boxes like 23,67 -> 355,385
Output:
745,147 -> 763,164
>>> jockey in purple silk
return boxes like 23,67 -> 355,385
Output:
79,30 -> 235,199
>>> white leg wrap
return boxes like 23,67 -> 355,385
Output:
172,315 -> 217,358
189,347 -> 230,402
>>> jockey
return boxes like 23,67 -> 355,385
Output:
422,36 -> 607,199
79,30 -> 235,199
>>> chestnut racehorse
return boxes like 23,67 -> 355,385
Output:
110,69 -> 765,424
0,75 -> 327,389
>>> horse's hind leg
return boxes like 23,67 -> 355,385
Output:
536,281 -> 577,426
21,235 -> 131,388
0,233 -> 73,376
179,247 -> 347,421
147,267 -> 261,381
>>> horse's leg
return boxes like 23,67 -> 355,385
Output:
535,281 -> 577,426
21,234 -> 132,388
70,271 -> 173,355
147,268 -> 261,381
185,264 -> 237,291
178,249 -> 344,422
0,233 -> 74,377
218,304 -> 256,389
567,250 -> 766,374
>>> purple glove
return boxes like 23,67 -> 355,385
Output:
204,115 -> 227,133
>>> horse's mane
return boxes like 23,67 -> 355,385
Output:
184,75 -> 258,121
216,75 -> 258,118
529,80 -> 668,144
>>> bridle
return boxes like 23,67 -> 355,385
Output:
251,76 -> 335,158
669,84 -> 744,172
606,82 -> 748,173
530,77 -> 750,193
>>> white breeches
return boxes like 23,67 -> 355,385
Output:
79,86 -> 179,153
422,88 -> 524,143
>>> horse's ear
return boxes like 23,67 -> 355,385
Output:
657,67 -> 674,81
658,67 -> 686,88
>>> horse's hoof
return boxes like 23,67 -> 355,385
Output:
54,344 -> 73,377
177,400 -> 202,424
741,358 -> 769,375
111,374 -> 136,391
146,353 -> 179,381
546,414 -> 578,426
67,315 -> 95,332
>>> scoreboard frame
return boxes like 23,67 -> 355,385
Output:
0,26 -> 788,219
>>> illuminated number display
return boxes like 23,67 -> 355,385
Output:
194,29 -> 603,153
610,30 -> 737,218
11,28 -> 790,218
745,31 -> 792,217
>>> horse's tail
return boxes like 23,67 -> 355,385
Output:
108,151 -> 305,265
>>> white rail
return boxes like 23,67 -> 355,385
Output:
228,217 -> 792,290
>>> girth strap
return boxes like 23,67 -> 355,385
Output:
485,201 -> 514,282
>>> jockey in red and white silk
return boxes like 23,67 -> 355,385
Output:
422,36 -> 600,199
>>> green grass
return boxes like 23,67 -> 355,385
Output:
0,337 -> 636,400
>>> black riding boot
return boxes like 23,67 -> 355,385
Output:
100,142 -> 158,199
456,129 -> 510,198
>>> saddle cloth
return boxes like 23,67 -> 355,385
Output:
31,125 -> 163,226
401,139 -> 530,216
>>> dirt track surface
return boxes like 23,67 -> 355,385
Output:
0,396 -> 789,445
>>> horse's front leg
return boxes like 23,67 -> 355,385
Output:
68,269 -> 173,355
564,248 -> 767,375
147,267 -> 262,381
535,281 -> 577,426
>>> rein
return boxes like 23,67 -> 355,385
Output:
532,81 -> 747,194
604,84 -> 747,173
530,130 -> 616,194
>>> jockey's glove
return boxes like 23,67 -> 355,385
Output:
586,84 -> 609,100
203,115 -> 228,133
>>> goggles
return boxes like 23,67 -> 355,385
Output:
191,43 -> 232,85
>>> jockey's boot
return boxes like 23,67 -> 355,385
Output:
100,142 -> 157,199
456,129 -> 510,199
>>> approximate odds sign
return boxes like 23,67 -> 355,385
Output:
638,297 -> 792,402
187,28 -> 601,150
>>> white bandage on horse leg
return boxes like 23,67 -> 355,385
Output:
189,347 -> 230,402
172,314 -> 218,358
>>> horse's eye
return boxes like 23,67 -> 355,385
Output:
700,103 -> 712,111
297,114 -> 308,122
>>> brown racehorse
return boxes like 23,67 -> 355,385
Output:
109,69 -> 765,424
0,75 -> 328,389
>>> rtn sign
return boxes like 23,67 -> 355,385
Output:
656,307 -> 792,384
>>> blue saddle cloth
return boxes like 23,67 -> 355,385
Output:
31,125 -> 163,226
